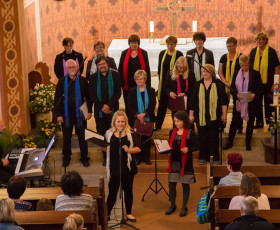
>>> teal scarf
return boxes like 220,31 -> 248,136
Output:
97,69 -> 114,118
137,85 -> 150,121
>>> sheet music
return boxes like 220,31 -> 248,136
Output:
238,92 -> 253,103
154,139 -> 171,153
80,101 -> 88,119
85,129 -> 104,141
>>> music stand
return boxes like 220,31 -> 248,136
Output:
141,132 -> 169,201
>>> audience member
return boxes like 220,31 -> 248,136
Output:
55,170 -> 93,211
0,198 -> 24,230
229,172 -> 270,210
225,196 -> 275,230
62,213 -> 84,230
218,153 -> 243,186
36,198 -> 54,211
7,176 -> 33,212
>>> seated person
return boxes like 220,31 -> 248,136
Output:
55,170 -> 93,211
63,213 -> 84,230
218,152 -> 243,186
225,196 -> 276,230
0,118 -> 13,184
36,198 -> 54,211
0,198 -> 24,230
229,172 -> 270,210
7,176 -> 33,211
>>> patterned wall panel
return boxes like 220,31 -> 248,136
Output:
36,0 -> 280,79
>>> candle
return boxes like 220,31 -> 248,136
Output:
150,21 -> 154,33
273,74 -> 279,105
192,20 -> 197,33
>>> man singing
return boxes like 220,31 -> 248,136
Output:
88,56 -> 121,166
54,59 -> 92,167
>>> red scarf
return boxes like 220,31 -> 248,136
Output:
123,47 -> 145,91
176,76 -> 189,95
167,128 -> 188,175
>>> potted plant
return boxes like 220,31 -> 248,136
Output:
29,83 -> 55,123
269,112 -> 280,143
0,129 -> 20,157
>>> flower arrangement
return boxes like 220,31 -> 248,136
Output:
29,84 -> 55,114
22,137 -> 37,148
269,112 -> 280,130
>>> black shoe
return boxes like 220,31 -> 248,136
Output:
127,217 -> 136,222
62,161 -> 70,167
102,161 -> 106,166
82,161 -> 90,167
135,159 -> 141,165
165,205 -> 176,215
179,208 -> 188,217
223,141 -> 233,150
246,145 -> 251,151
144,159 -> 152,165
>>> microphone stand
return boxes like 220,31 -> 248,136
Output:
110,130 -> 139,230
141,132 -> 169,201
56,56 -> 87,174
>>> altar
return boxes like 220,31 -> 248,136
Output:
108,37 -> 229,72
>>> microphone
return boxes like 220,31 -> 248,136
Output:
119,130 -> 122,138
186,54 -> 194,59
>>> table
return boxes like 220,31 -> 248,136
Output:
108,37 -> 229,72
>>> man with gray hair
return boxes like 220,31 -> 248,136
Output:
225,196 -> 275,230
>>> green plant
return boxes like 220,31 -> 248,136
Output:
29,83 -> 55,114
0,129 -> 20,156
269,112 -> 280,130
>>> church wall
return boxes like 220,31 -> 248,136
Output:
37,0 -> 280,80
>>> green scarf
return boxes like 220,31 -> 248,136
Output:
199,82 -> 218,126
157,49 -> 177,100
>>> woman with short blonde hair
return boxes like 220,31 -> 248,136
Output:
63,213 -> 84,230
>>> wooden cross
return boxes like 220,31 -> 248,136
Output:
155,0 -> 194,35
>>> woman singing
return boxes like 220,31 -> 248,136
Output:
104,111 -> 141,222
189,64 -> 228,164
165,111 -> 198,217
118,34 -> 151,114
155,36 -> 183,130
128,70 -> 156,165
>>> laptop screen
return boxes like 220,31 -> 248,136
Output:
43,135 -> 55,160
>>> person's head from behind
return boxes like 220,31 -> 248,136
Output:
0,198 -> 15,224
61,171 -> 84,197
226,153 -> 243,172
173,111 -> 191,130
7,176 -> 27,199
63,213 -> 84,230
240,196 -> 259,216
36,198 -> 54,211
240,172 -> 261,198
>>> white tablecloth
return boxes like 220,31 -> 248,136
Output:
108,37 -> 229,72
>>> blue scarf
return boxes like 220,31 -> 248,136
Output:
64,74 -> 83,128
97,69 -> 114,118
137,85 -> 150,121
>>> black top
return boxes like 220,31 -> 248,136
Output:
54,50 -> 84,79
118,48 -> 151,90
186,47 -> 215,81
189,78 -> 228,126
169,129 -> 198,175
230,69 -> 262,114
219,53 -> 241,78
225,215 -> 276,230
109,133 -> 140,176
249,46 -> 280,89
164,71 -> 196,111
54,75 -> 92,118
85,56 -> 117,80
88,70 -> 121,118
158,50 -> 183,89
127,86 -> 156,127
0,144 -> 3,169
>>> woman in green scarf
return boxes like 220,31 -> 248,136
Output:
155,36 -> 183,131
189,64 -> 228,164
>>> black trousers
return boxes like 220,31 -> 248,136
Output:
107,173 -> 135,216
95,114 -> 113,161
197,123 -> 220,161
123,90 -> 129,116
256,85 -> 273,125
155,93 -> 169,129
228,106 -> 255,147
136,135 -> 151,161
62,118 -> 88,163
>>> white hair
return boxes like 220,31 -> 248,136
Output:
241,196 -> 259,215
66,59 -> 77,67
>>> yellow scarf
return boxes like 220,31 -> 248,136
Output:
199,82 -> 217,126
157,49 -> 177,100
253,45 -> 269,84
225,52 -> 238,94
